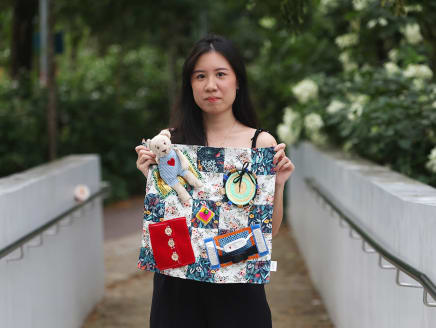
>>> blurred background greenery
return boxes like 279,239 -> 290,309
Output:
1,0 -> 435,202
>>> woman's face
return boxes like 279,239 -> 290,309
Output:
191,51 -> 238,116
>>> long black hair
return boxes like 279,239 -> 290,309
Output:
170,34 -> 258,145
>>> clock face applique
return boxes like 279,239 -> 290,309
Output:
222,162 -> 258,208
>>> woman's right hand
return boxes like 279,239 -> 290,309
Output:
135,145 -> 157,178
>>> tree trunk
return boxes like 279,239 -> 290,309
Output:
47,0 -> 57,161
70,32 -> 81,72
167,43 -> 178,111
10,0 -> 37,78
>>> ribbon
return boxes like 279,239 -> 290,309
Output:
233,162 -> 256,192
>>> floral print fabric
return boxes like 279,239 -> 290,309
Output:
138,144 -> 276,284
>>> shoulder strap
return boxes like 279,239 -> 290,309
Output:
251,128 -> 267,148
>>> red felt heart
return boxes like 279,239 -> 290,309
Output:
167,158 -> 175,166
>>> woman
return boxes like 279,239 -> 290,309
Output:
135,34 -> 294,328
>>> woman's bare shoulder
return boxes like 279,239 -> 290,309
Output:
255,130 -> 277,148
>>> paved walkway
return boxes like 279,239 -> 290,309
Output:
82,196 -> 334,328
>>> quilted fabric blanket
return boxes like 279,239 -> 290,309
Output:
137,144 -> 276,284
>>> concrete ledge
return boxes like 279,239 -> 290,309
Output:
288,142 -> 436,328
0,155 -> 105,328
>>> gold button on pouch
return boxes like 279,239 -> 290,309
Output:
171,252 -> 179,261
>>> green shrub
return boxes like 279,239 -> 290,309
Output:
275,2 -> 436,188
0,45 -> 170,201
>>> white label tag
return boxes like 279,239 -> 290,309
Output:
270,261 -> 277,272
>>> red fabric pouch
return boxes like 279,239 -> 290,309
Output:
149,217 -> 195,270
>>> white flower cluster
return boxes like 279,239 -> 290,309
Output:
327,99 -> 346,114
335,33 -> 359,49
346,94 -> 369,121
339,51 -> 358,72
259,17 -> 276,29
403,64 -> 433,80
432,101 -> 436,109
426,147 -> 436,173
304,113 -> 327,145
405,5 -> 423,13
384,62 -> 400,76
388,49 -> 399,62
276,107 -> 302,145
352,0 -> 375,11
367,18 -> 388,29
401,23 -> 423,45
319,0 -> 340,12
347,103 -> 363,121
347,93 -> 369,105
304,113 -> 323,131
292,79 -> 319,104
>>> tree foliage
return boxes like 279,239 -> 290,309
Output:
0,0 -> 297,200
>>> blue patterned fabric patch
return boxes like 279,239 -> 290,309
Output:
248,205 -> 274,234
138,247 -> 160,272
197,147 -> 225,173
245,260 -> 270,284
144,194 -> 165,222
186,257 -> 215,283
251,148 -> 275,175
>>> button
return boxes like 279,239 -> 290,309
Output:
171,252 -> 179,261
168,238 -> 175,248
165,226 -> 172,236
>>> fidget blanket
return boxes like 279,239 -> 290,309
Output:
137,144 -> 276,284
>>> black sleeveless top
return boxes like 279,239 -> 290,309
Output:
169,127 -> 269,148
251,128 -> 268,148
150,127 -> 273,328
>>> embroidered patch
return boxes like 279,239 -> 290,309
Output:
191,200 -> 220,229
195,206 -> 215,225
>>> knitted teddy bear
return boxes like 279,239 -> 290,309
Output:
145,129 -> 203,205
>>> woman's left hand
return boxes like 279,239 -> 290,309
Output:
273,143 -> 295,187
